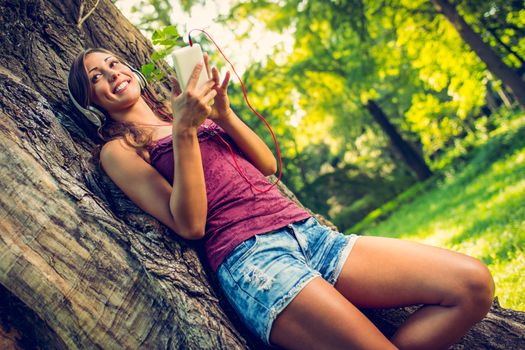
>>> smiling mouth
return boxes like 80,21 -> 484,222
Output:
114,80 -> 131,94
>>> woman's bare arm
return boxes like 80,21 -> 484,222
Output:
163,62 -> 217,239
99,139 -> 205,240
214,109 -> 277,176
169,127 -> 207,239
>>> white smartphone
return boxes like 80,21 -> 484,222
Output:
172,44 -> 209,91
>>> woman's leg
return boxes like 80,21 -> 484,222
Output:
269,275 -> 398,350
333,236 -> 495,349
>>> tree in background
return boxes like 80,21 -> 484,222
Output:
431,0 -> 525,109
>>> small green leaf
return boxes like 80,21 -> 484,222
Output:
141,63 -> 155,81
164,25 -> 179,37
151,51 -> 164,61
144,25 -> 181,83
152,30 -> 160,42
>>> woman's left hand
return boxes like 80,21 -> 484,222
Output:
203,53 -> 232,122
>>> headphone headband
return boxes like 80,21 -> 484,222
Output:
68,62 -> 147,128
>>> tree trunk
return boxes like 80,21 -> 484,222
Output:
431,0 -> 525,110
365,99 -> 433,181
0,0 -> 524,349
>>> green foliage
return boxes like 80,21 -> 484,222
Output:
348,177 -> 437,233
140,25 -> 183,83
396,10 -> 488,156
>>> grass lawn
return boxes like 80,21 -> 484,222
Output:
347,115 -> 525,311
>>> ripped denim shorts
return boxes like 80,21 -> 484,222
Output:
216,216 -> 360,347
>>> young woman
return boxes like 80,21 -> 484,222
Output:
68,48 -> 495,350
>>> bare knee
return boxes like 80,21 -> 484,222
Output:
452,258 -> 495,320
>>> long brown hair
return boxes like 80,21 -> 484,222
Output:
67,47 -> 172,164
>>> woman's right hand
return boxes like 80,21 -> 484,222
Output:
169,63 -> 217,133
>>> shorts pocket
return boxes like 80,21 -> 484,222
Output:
227,235 -> 260,272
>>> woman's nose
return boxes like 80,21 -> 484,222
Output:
109,70 -> 120,81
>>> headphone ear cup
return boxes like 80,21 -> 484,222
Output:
133,70 -> 147,93
87,106 -> 106,127
68,87 -> 104,128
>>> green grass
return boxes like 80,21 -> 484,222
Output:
347,114 -> 525,311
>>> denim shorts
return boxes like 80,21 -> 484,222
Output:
216,216 -> 360,347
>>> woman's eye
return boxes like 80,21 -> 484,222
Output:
90,61 -> 119,83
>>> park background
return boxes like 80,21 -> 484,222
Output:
113,0 -> 524,311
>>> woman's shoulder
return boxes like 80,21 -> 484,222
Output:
101,136 -> 132,154
100,137 -> 151,165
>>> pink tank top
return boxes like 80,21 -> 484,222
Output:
148,119 -> 311,273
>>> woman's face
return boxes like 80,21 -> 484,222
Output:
84,51 -> 141,115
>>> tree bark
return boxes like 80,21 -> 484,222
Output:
365,99 -> 433,181
431,0 -> 525,110
0,0 -> 524,349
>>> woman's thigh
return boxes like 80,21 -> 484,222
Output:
268,276 -> 396,350
332,236 -> 493,308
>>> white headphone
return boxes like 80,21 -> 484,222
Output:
68,62 -> 148,127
